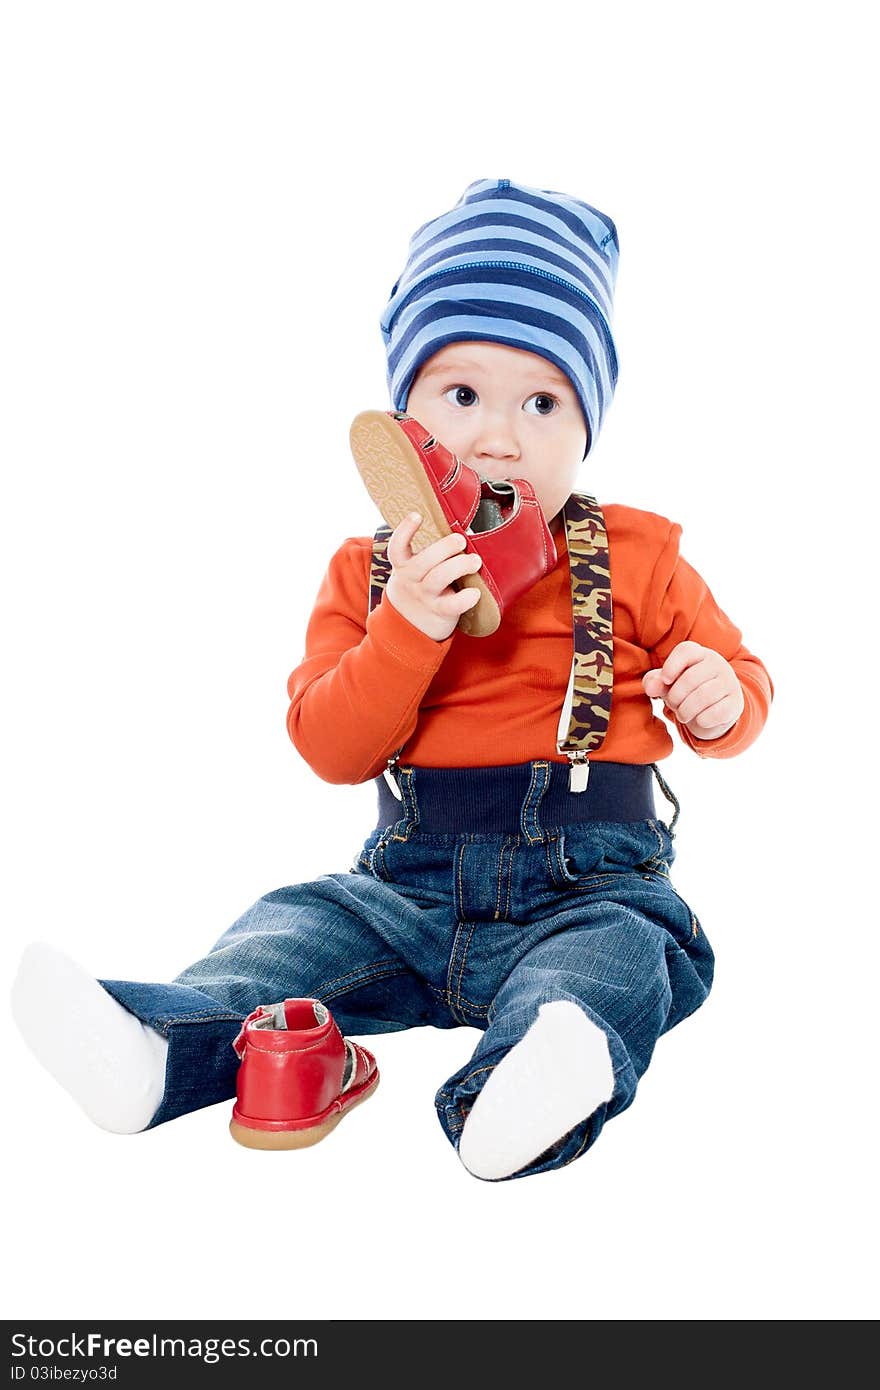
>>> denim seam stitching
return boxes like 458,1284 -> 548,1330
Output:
493,837 -> 507,920
316,959 -> 406,995
520,761 -> 537,842
453,922 -> 478,1015
455,995 -> 489,1015
159,1011 -> 242,1028
388,768 -> 417,842
438,967 -> 490,1019
371,839 -> 387,879
557,865 -> 623,891
521,760 -> 546,843
517,767 -> 539,839
495,835 -> 516,920
454,840 -> 467,923
451,1061 -> 496,1130
446,915 -> 468,1021
319,965 -> 408,1003
400,766 -> 420,840
427,981 -> 452,1007
442,1052 -> 489,1099
558,1119 -> 594,1169
503,838 -> 517,920
550,830 -> 577,887
645,820 -> 667,863
658,879 -> 703,939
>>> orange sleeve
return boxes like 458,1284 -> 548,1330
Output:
286,538 -> 453,784
641,522 -> 775,759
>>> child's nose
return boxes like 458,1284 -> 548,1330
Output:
471,421 -> 520,469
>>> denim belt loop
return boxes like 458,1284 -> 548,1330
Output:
520,760 -> 552,844
650,762 -> 680,836
390,765 -> 420,841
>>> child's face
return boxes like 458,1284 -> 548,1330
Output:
406,341 -> 588,530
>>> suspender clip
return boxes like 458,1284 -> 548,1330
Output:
383,749 -> 403,801
567,751 -> 590,794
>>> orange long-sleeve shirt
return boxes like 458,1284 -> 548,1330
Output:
286,503 -> 774,784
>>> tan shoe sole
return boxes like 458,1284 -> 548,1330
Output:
229,1075 -> 379,1151
349,409 -> 501,637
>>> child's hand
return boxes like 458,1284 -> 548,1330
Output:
642,640 -> 745,740
385,513 -> 483,641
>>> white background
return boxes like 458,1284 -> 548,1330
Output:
2,0 -> 876,1323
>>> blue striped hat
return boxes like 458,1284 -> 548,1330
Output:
380,178 -> 619,457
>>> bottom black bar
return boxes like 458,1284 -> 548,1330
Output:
1,1319 -> 864,1383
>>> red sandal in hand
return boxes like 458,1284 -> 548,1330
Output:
349,409 -> 556,637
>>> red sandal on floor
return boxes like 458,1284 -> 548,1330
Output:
229,998 -> 379,1150
349,409 -> 556,637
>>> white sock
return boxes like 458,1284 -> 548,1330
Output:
10,941 -> 169,1134
457,1000 -> 615,1181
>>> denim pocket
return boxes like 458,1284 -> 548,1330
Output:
549,821 -> 674,891
548,830 -> 621,891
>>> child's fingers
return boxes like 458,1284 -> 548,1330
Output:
402,530 -> 469,581
442,587 -> 482,617
643,668 -> 670,692
422,550 -> 483,595
386,512 -> 423,566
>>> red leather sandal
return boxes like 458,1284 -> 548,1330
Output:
349,409 -> 556,637
229,999 -> 379,1150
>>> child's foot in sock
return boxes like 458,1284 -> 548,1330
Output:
10,941 -> 169,1134
457,1000 -> 615,1181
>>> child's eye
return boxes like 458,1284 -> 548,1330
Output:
442,385 -> 478,408
523,393 -> 559,416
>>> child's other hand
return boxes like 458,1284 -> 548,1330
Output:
642,640 -> 745,740
385,513 -> 483,641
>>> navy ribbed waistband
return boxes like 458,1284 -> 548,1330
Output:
374,761 -> 659,835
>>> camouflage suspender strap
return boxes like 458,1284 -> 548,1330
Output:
368,524 -> 394,616
367,492 -> 612,793
555,492 -> 613,789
